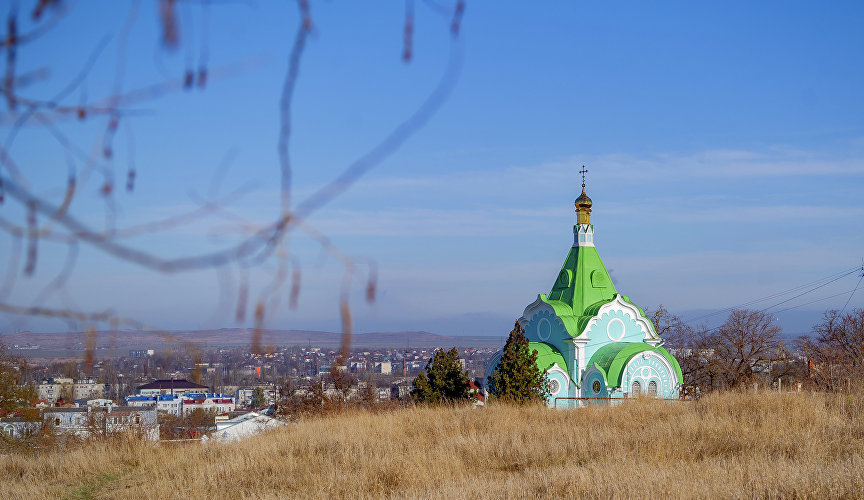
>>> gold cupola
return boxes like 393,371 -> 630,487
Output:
575,166 -> 592,225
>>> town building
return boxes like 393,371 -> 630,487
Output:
391,381 -> 413,399
374,361 -> 392,375
467,380 -> 485,406
236,386 -> 277,408
37,377 -> 73,404
37,378 -> 107,405
486,173 -> 683,407
125,394 -> 184,416
203,412 -> 285,443
1,419 -> 42,439
43,405 -> 158,440
125,392 -> 235,417
86,399 -> 115,408
135,379 -> 209,396
73,379 -> 106,400
180,393 -> 236,416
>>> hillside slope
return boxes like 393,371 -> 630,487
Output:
3,392 -> 864,499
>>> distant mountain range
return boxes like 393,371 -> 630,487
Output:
0,328 -> 506,359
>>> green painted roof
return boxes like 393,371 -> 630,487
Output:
587,362 -> 608,382
531,218 -> 658,340
529,341 -> 567,373
620,295 -> 650,322
540,290 -> 658,339
547,243 -> 618,318
541,241 -> 637,338
586,342 -> 683,388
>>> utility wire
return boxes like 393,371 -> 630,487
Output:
838,269 -> 864,316
684,265 -> 862,323
769,287 -> 859,315
688,265 -> 864,338
757,271 -> 858,314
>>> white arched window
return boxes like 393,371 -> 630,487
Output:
648,381 -> 658,398
631,380 -> 641,396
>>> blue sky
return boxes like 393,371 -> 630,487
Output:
2,1 -> 863,337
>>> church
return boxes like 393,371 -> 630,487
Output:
486,170 -> 683,407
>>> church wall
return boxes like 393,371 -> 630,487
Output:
620,351 -> 680,399
544,365 -> 571,408
520,306 -> 576,385
582,306 -> 654,365
581,366 -> 609,399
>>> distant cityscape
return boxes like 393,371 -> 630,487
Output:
24,342 -> 496,400
0,342 -> 496,442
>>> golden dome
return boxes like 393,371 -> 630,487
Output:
575,189 -> 592,209
575,165 -> 592,224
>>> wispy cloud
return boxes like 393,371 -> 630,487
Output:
586,147 -> 864,179
298,143 -> 864,236
346,143 -> 864,196
308,207 -> 550,237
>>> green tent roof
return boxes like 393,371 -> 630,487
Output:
547,243 -> 618,318
586,342 -> 683,388
529,341 -> 567,373
538,239 -> 658,339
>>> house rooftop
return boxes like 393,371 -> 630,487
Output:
136,379 -> 208,391
44,406 -> 154,414
126,394 -> 183,402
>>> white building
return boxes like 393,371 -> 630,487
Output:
236,386 -> 277,408
1,420 -> 41,439
73,379 -> 106,400
204,412 -> 285,443
125,394 -> 184,416
38,378 -> 107,404
86,399 -> 115,408
37,381 -> 61,404
135,379 -> 209,396
37,377 -> 73,404
374,361 -> 392,375
43,406 -> 158,440
181,394 -> 236,416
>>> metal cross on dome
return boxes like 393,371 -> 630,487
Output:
579,165 -> 588,188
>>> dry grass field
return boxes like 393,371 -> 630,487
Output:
3,391 -> 864,499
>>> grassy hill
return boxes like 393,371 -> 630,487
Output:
3,391 -> 864,498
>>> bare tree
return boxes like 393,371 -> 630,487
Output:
650,304 -> 693,351
702,309 -> 783,390
648,305 -> 704,396
808,308 -> 864,391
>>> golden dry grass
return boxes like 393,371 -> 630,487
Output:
3,391 -> 864,499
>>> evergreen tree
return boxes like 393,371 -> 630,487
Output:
411,347 -> 469,404
251,387 -> 267,408
487,321 -> 549,404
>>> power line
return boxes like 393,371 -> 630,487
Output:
684,265 -> 862,323
839,270 -> 864,316
695,278 -> 862,337
757,271 -> 858,314
769,287 -> 860,315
